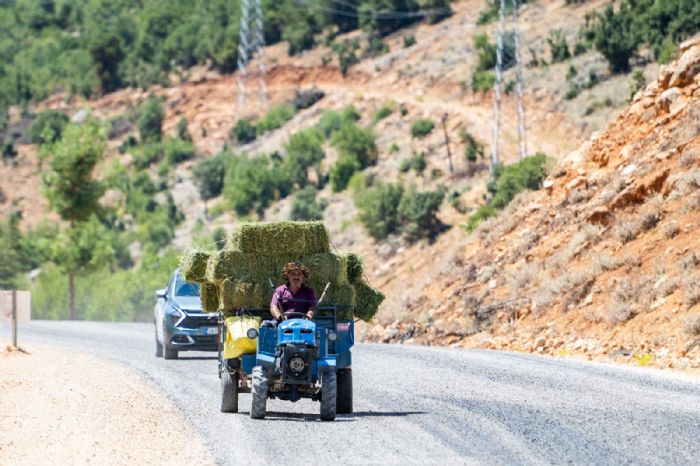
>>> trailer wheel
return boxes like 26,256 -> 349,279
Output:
320,370 -> 337,421
250,366 -> 268,419
163,346 -> 178,360
154,325 -> 163,358
336,368 -> 353,414
220,371 -> 239,413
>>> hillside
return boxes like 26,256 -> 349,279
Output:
1,0 -> 699,371
366,38 -> 700,372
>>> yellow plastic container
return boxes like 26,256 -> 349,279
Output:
224,315 -> 261,359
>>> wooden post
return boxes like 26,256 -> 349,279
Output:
441,113 -> 454,174
12,289 -> 17,348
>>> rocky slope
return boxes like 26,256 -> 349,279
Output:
365,38 -> 700,373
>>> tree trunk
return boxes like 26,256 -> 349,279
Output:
68,271 -> 76,320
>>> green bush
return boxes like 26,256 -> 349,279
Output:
330,155 -> 361,192
397,185 -> 445,242
592,3 -> 640,73
372,102 -> 395,125
471,70 -> 495,92
2,139 -> 18,161
364,36 -> 389,58
331,122 -> 378,167
290,186 -> 328,221
628,70 -> 647,101
410,152 -> 427,173
547,30 -> 571,63
132,142 -> 164,169
192,151 -> 228,200
137,95 -> 164,143
232,118 -> 257,144
462,131 -> 484,162
355,181 -> 405,239
176,117 -> 191,141
30,110 -> 69,145
164,137 -> 195,165
256,105 -> 296,134
282,128 -> 325,187
410,119 -> 435,138
403,34 -> 416,47
490,153 -> 548,209
463,204 -> 497,232
223,154 -> 280,216
331,39 -> 360,76
399,158 -> 411,173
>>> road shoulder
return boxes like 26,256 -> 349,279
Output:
0,344 -> 215,465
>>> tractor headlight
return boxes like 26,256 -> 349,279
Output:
288,356 -> 306,373
246,328 -> 259,339
327,330 -> 338,342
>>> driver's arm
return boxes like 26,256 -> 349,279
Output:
270,303 -> 284,321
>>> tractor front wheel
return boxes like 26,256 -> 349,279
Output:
220,371 -> 239,413
250,366 -> 268,419
320,370 -> 337,421
336,368 -> 353,414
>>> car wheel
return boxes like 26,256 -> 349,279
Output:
164,346 -> 178,360
155,325 -> 163,358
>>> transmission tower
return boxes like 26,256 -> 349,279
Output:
490,0 -> 528,173
237,0 -> 268,110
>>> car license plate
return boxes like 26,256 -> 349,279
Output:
206,326 -> 218,335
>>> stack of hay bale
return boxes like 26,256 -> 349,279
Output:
179,221 -> 384,322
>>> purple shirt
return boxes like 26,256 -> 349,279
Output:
271,283 -> 317,315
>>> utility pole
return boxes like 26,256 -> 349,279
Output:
489,0 -> 506,174
441,113 -> 454,174
237,0 -> 268,111
511,0 -> 527,159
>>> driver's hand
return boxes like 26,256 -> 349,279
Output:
305,311 -> 314,320
276,314 -> 285,323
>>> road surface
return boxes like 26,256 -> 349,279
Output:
4,321 -> 700,465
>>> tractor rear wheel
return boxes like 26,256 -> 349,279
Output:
320,370 -> 337,421
336,368 -> 353,414
250,366 -> 268,419
220,371 -> 239,413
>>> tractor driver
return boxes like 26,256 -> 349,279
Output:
270,261 -> 316,322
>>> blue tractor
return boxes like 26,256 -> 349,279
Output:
218,306 -> 354,421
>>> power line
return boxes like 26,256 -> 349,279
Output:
294,0 -> 452,20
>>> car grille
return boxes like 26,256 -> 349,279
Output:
180,314 -> 218,329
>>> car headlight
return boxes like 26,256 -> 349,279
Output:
288,356 -> 306,373
169,307 -> 186,327
327,330 -> 338,342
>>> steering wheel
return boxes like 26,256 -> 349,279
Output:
284,312 -> 309,320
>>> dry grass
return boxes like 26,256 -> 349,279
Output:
681,192 -> 700,213
605,278 -> 640,323
662,220 -> 681,238
656,276 -> 680,297
679,148 -> 697,167
668,170 -> 700,200
567,186 -> 594,205
592,252 -> 623,272
613,216 -> 641,244
532,268 -> 597,311
678,252 -> 700,271
599,174 -> 627,205
684,314 -> 700,336
683,275 -> 700,308
507,261 -> 541,295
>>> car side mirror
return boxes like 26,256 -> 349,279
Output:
156,289 -> 167,299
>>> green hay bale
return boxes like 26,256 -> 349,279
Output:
251,253 -> 302,283
222,278 -> 265,311
180,248 -> 212,283
353,281 -> 384,322
206,249 -> 251,283
322,283 -> 355,308
226,221 -> 330,256
200,281 -> 220,313
344,252 -> 364,283
304,253 -> 348,285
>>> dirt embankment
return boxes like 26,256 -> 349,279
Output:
0,345 -> 214,465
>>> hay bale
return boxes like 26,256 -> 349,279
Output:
222,278 -> 265,311
180,248 -> 211,283
353,281 -> 384,322
304,253 -> 348,285
344,252 -> 364,283
206,249 -> 251,283
226,221 -> 330,256
322,283 -> 355,308
200,282 -> 220,313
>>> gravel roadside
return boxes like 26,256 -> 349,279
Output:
0,344 -> 215,466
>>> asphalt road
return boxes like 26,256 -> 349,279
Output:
5,321 -> 700,465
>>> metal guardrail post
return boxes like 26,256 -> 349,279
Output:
12,289 -> 17,348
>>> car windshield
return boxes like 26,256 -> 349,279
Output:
174,280 -> 200,297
